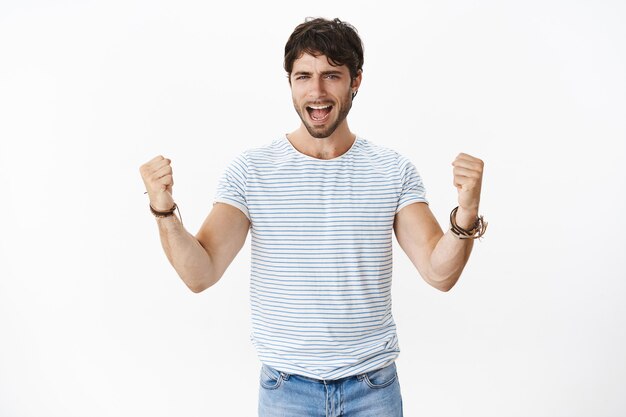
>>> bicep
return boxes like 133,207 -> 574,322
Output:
393,202 -> 443,281
195,202 -> 250,280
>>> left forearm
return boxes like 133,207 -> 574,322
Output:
428,230 -> 474,289
427,207 -> 477,290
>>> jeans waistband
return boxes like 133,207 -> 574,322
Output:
263,361 -> 397,384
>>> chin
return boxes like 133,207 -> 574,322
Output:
305,126 -> 336,139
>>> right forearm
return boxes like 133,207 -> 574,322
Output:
156,214 -> 214,293
141,155 -> 218,292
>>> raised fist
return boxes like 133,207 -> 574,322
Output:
140,155 -> 175,212
452,153 -> 484,212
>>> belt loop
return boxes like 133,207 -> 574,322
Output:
280,371 -> 290,381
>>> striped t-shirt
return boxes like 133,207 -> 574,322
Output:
214,135 -> 427,380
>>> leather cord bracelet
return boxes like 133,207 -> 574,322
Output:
449,206 -> 487,240
144,191 -> 183,225
149,202 -> 183,226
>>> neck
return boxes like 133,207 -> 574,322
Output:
287,123 -> 355,160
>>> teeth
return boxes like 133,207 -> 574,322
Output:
308,105 -> 332,109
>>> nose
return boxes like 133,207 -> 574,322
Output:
308,76 -> 327,98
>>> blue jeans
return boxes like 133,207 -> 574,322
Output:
258,362 -> 403,417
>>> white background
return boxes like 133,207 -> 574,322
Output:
1,0 -> 625,416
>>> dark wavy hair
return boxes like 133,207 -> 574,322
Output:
284,17 -> 364,81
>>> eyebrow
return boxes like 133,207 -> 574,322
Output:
292,70 -> 344,77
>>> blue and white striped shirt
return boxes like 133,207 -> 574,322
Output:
214,136 -> 427,380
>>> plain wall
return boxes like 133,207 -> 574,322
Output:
1,0 -> 625,416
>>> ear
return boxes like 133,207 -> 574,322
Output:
351,70 -> 362,91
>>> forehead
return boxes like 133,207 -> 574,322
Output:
291,52 -> 349,74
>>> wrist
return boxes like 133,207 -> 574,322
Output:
148,202 -> 184,226
449,206 -> 487,240
455,206 -> 479,229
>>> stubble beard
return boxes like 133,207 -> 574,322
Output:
294,89 -> 353,139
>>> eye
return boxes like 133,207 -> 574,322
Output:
324,74 -> 339,80
295,75 -> 309,81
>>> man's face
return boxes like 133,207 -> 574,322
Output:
290,53 -> 360,139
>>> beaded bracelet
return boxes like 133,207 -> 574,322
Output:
449,206 -> 487,240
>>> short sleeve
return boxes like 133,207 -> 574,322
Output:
396,154 -> 428,213
213,153 -> 250,220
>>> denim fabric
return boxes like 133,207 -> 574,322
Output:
258,362 -> 403,417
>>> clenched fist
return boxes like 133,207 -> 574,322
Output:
140,155 -> 175,212
452,153 -> 484,212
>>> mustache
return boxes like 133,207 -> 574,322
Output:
304,101 -> 335,106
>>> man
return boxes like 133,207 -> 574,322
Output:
140,17 -> 485,417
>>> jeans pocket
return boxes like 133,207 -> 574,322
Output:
361,363 -> 398,389
260,364 -> 284,390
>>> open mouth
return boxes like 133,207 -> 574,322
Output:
306,104 -> 333,122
